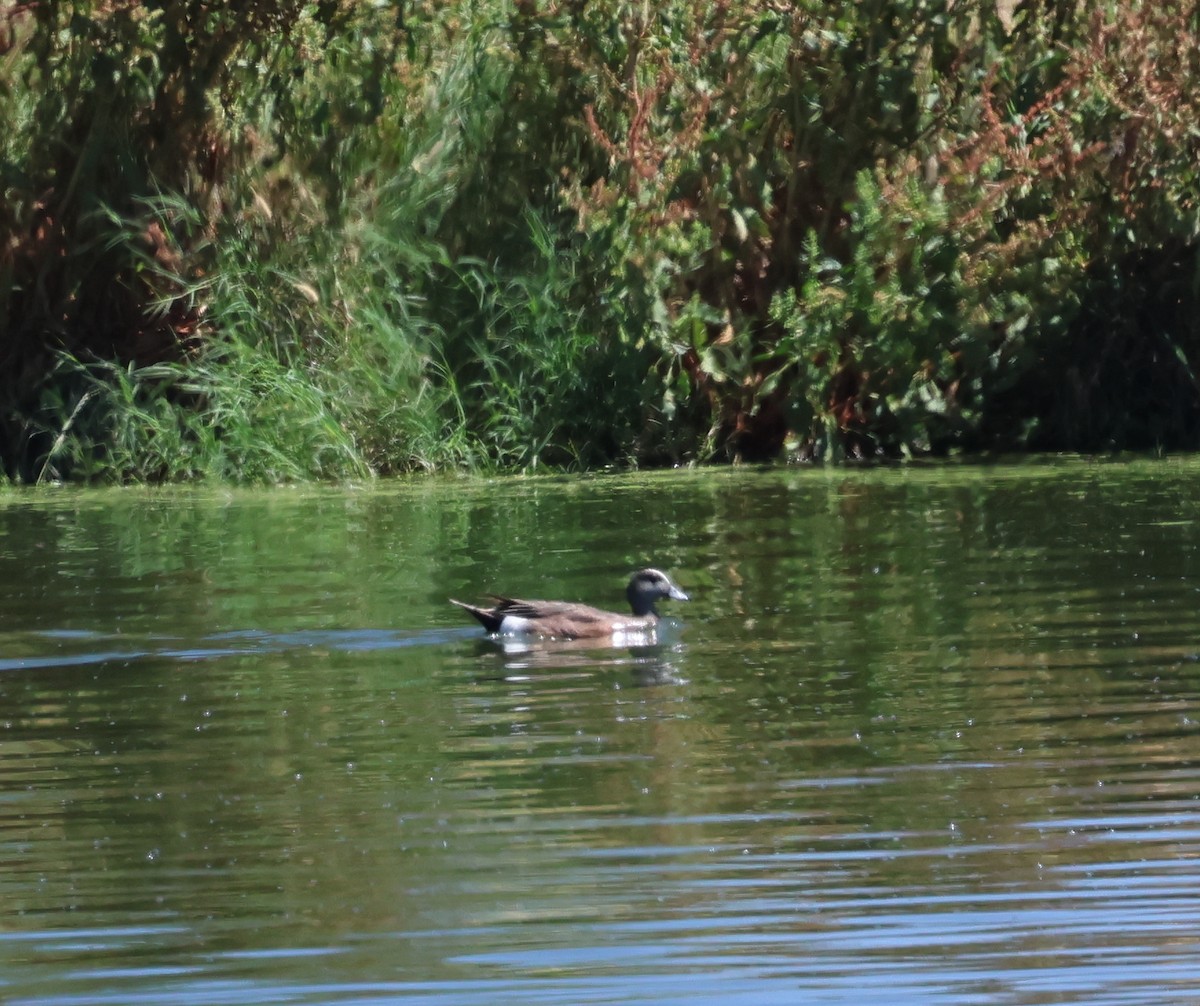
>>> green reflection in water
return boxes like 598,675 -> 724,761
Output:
2,460 -> 1200,1004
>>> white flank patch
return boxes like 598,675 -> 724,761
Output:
497,614 -> 535,635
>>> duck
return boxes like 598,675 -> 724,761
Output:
450,568 -> 689,640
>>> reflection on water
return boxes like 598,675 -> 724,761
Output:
0,627 -> 464,672
472,621 -> 689,684
3,462 -> 1200,1003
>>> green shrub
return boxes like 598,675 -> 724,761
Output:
4,1 -> 1200,481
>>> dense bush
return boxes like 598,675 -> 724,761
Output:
1,0 -> 1198,481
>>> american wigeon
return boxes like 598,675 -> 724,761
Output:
450,568 -> 689,640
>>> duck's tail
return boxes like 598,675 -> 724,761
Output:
449,598 -> 504,634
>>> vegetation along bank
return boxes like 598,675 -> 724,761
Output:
2,1 -> 1198,482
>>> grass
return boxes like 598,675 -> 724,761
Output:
4,2 -> 1200,483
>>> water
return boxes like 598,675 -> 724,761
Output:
3,460 -> 1200,1004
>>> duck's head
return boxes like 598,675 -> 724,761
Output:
627,568 -> 690,617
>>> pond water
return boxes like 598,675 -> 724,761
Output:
3,459 -> 1200,1004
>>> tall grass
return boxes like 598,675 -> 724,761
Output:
4,1 -> 1200,482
